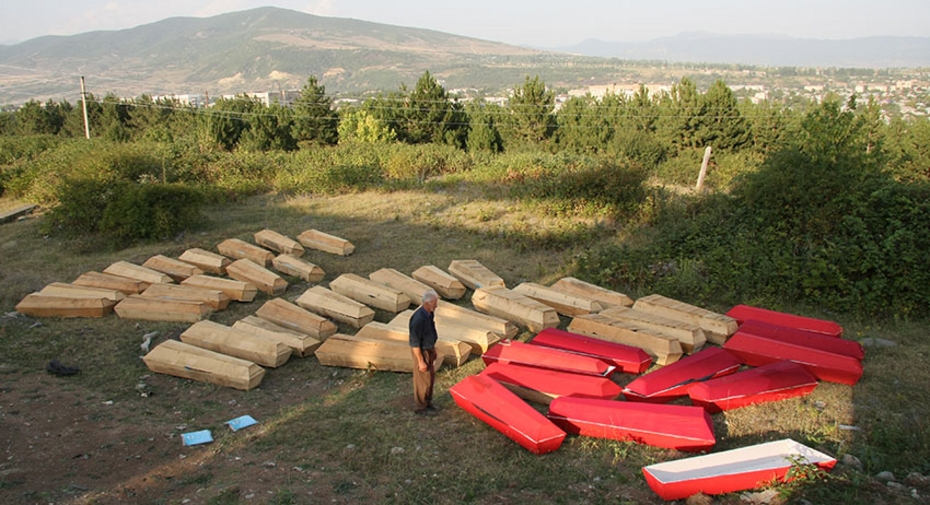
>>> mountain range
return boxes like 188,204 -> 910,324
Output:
1,7 -> 927,106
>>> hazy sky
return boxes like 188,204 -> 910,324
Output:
6,0 -> 930,46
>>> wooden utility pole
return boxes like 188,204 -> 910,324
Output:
80,76 -> 90,139
696,146 -> 712,192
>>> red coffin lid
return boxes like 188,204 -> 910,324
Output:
623,347 -> 741,402
528,327 -> 652,374
482,338 -> 616,377
737,320 -> 863,361
726,304 -> 843,337
723,331 -> 863,385
687,360 -> 819,412
481,361 -> 623,401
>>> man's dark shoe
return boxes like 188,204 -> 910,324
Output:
426,404 -> 441,412
47,359 -> 80,376
415,408 -> 437,417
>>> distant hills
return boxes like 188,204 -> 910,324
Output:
1,7 -> 927,106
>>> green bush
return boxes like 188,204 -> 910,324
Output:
382,143 -> 472,181
0,134 -> 61,166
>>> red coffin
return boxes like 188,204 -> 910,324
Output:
738,320 -> 864,361
622,347 -> 741,403
482,338 -> 616,377
726,304 -> 843,337
449,374 -> 566,455
724,330 -> 863,385
480,361 -> 623,404
528,327 -> 652,374
688,360 -> 819,413
642,439 -> 837,501
547,397 -> 715,452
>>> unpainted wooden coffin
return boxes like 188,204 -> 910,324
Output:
549,276 -> 634,309
296,229 -> 355,256
482,339 -> 616,377
547,397 -> 716,452
272,254 -> 324,283
254,229 -> 304,257
622,347 -> 742,403
216,238 -> 274,267
387,310 -> 502,355
411,265 -> 466,300
16,292 -> 116,318
40,282 -> 125,303
329,273 -> 412,313
600,305 -> 706,354
449,374 -> 566,455
480,362 -> 622,405
314,334 -> 442,372
726,304 -> 843,338
181,274 -> 257,302
142,254 -> 204,282
254,298 -> 338,340
687,360 -> 819,413
434,300 -> 518,340
512,282 -> 605,317
472,286 -> 559,333
143,339 -> 265,391
141,282 -> 230,311
568,313 -> 683,366
368,268 -> 432,304
528,327 -> 652,374
233,315 -> 322,358
447,259 -> 505,290
114,294 -> 212,323
226,258 -> 287,295
356,321 -> 472,367
633,293 -> 738,345
295,285 -> 375,329
178,248 -> 231,275
180,320 -> 292,368
72,271 -> 147,294
103,261 -> 173,285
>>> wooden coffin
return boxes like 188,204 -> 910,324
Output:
368,268 -> 431,304
254,298 -> 338,340
622,347 -> 742,403
142,254 -> 204,282
726,304 -> 843,338
314,333 -> 442,372
329,273 -> 412,313
736,320 -> 864,361
180,320 -> 292,368
178,248 -> 231,275
549,276 -> 634,309
114,295 -> 211,323
141,282 -> 230,311
411,265 -> 466,300
295,285 -> 375,329
472,286 -> 559,333
568,313 -> 683,366
482,339 -> 616,377
226,258 -> 287,295
254,229 -> 304,257
216,238 -> 274,267
0,203 -> 36,223
633,293 -> 738,345
547,397 -> 716,452
480,362 -> 622,405
387,310 -> 502,355
103,261 -> 173,285
296,229 -> 355,256
688,360 -> 819,413
447,259 -> 505,290
723,329 -> 863,385
512,282 -> 605,316
181,274 -> 257,303
435,301 -> 518,340
600,306 -> 706,354
528,327 -> 652,375
40,282 -> 125,303
143,339 -> 265,391
356,321 -> 472,367
233,315 -> 322,358
450,374 -> 566,455
16,292 -> 116,318
72,271 -> 147,294
272,254 -> 325,283
642,439 -> 837,501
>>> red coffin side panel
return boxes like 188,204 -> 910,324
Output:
645,466 -> 796,501
547,397 -> 715,452
738,320 -> 863,361
724,332 -> 863,385
481,338 -> 616,377
688,360 -> 819,413
449,374 -> 566,455
481,361 -> 623,401
726,304 -> 843,337
529,327 -> 652,374
622,347 -> 741,402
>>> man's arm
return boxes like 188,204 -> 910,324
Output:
411,346 -> 428,372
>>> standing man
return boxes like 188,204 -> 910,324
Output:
409,289 -> 440,415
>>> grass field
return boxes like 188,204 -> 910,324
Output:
1,189 -> 928,505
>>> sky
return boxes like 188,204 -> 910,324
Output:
5,0 -> 930,47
